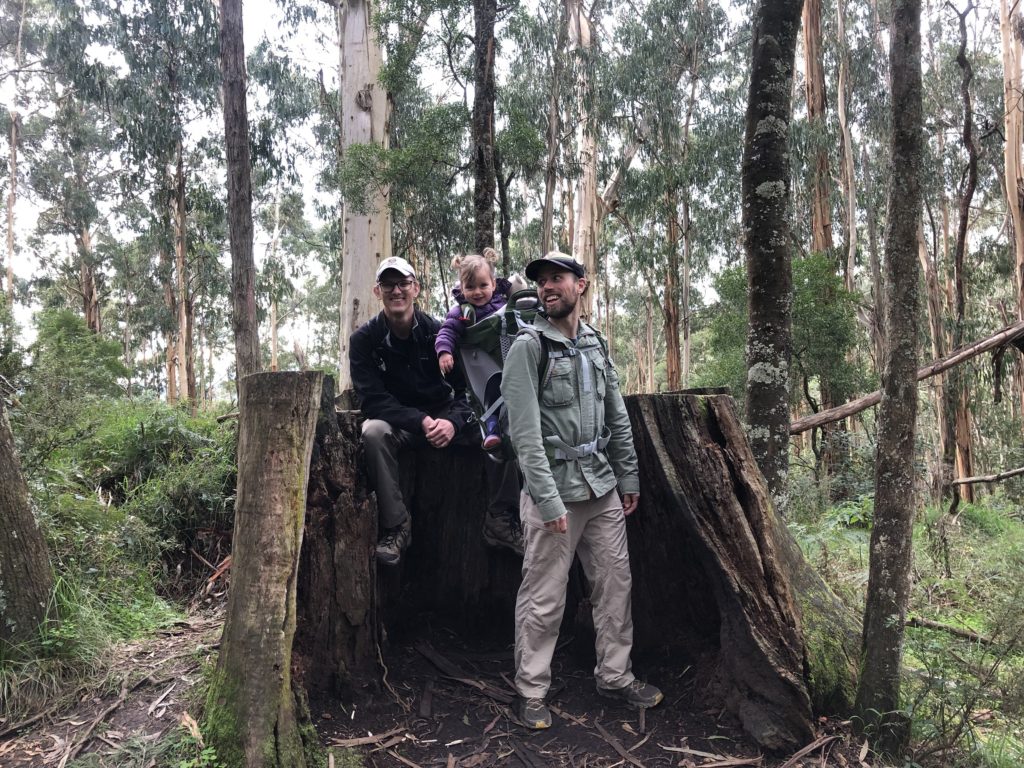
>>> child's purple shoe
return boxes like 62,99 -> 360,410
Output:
482,434 -> 502,452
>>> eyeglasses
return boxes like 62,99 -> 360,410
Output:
377,278 -> 416,293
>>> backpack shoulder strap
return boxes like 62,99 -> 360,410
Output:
515,325 -> 551,394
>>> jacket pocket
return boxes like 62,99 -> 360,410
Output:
541,358 -> 575,407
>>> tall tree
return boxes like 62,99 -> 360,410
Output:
568,0 -> 599,316
472,0 -> 497,252
854,0 -> 923,756
0,397 -> 54,654
741,0 -> 805,508
1000,0 -> 1024,421
220,0 -> 261,384
336,0 -> 392,391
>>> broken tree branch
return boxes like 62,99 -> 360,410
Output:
951,466 -> 1024,486
907,616 -> 994,646
791,319 -> 1024,434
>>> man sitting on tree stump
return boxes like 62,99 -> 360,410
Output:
501,252 -> 663,729
350,256 -> 522,565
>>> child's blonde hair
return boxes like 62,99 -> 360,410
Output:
451,247 -> 499,287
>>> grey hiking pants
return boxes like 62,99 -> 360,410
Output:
362,418 -> 520,529
514,488 -> 635,699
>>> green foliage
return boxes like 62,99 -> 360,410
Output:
695,254 -> 868,410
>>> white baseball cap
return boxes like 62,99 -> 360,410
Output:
375,256 -> 416,281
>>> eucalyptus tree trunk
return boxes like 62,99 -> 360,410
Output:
269,186 -> 283,371
836,0 -> 857,292
950,1 -> 978,502
77,226 -> 101,334
741,0 -> 804,509
665,189 -> 681,391
173,144 -> 192,407
473,0 -> 497,253
161,242 -> 179,403
4,0 -> 26,306
1001,0 -> 1024,426
567,0 -> 598,317
802,0 -> 832,257
206,372 -> 322,768
918,224 -> 953,500
863,145 -> 886,370
854,0 -> 922,755
337,0 -> 392,391
540,19 -> 567,256
0,399 -> 54,655
220,0 -> 262,384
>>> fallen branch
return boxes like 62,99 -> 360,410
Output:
907,616 -> 994,646
776,734 -> 839,768
595,720 -> 646,768
328,726 -> 405,747
386,748 -> 423,768
951,466 -> 1024,486
791,320 -> 1024,434
216,411 -> 239,423
415,643 -> 514,704
0,701 -> 60,740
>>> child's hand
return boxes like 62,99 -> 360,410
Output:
439,353 -> 454,374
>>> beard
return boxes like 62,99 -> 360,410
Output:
544,292 -> 577,319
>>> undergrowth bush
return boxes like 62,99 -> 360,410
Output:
798,488 -> 1024,767
4,344 -> 236,719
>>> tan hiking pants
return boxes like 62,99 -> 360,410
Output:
514,488 -> 635,699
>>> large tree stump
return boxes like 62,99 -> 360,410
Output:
298,391 -> 858,751
206,372 -> 322,768
295,378 -> 379,695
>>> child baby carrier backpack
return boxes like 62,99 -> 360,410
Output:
456,288 -> 610,462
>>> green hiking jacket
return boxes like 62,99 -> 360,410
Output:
501,315 -> 640,523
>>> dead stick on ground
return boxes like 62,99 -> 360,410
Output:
907,616 -> 994,646
595,720 -> 646,768
0,702 -> 60,740
328,726 -> 405,747
777,735 -> 839,768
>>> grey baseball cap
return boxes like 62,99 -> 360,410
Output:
524,252 -> 586,281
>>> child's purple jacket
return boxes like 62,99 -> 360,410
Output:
435,277 -> 512,358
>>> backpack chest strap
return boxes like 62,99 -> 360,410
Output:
544,428 -> 612,462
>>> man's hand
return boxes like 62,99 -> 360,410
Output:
543,515 -> 568,533
621,493 -> 639,516
439,353 -> 454,374
422,416 -> 455,448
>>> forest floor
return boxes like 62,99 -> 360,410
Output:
0,611 -> 222,768
0,613 -> 871,768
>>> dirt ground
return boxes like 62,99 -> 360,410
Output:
313,630 -> 869,768
0,613 -> 870,768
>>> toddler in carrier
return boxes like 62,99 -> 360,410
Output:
436,247 -> 511,452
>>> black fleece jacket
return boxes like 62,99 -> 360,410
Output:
349,309 -> 472,434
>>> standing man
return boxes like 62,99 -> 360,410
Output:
350,256 -> 522,565
501,252 -> 662,729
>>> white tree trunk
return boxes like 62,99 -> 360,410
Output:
269,184 -> 282,371
1001,0 -> 1024,316
5,0 -> 27,306
567,0 -> 597,318
837,0 -> 858,292
337,0 -> 392,391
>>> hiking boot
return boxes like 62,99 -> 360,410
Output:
483,508 -> 524,555
482,433 -> 502,452
597,679 -> 664,709
376,519 -> 411,565
518,697 -> 551,729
